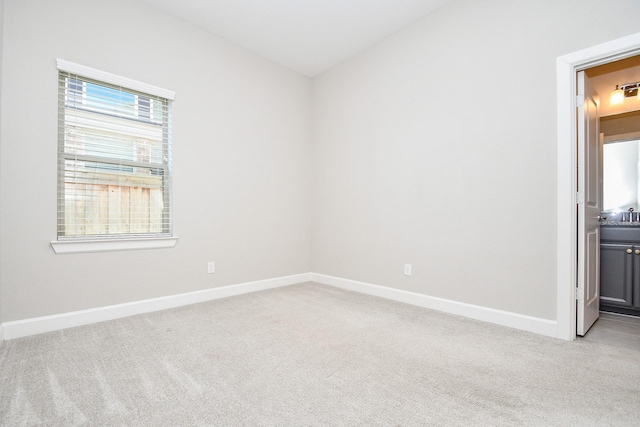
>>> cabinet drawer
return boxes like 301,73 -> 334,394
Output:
601,226 -> 640,243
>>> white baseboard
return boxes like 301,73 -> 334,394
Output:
2,273 -> 311,340
1,272 -> 558,341
311,273 -> 558,338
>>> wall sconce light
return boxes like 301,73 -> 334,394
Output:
610,82 -> 640,105
610,85 -> 624,105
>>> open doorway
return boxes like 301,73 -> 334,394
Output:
573,53 -> 640,340
579,57 -> 640,348
556,32 -> 640,341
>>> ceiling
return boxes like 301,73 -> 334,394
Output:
139,0 -> 452,77
137,0 -> 640,114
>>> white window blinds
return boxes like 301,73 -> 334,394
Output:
57,60 -> 174,239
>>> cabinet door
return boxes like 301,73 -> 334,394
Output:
600,243 -> 633,307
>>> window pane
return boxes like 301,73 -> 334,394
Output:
58,70 -> 172,239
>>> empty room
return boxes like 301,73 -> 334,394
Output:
1,0 -> 640,425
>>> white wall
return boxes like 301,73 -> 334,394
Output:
311,0 -> 640,320
0,0 -> 312,321
2,0 -> 640,330
0,0 -> 4,334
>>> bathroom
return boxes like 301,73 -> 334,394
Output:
581,54 -> 640,350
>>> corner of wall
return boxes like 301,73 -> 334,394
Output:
0,0 -> 5,336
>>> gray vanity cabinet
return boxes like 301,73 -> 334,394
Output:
600,226 -> 640,316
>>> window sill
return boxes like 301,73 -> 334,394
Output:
51,236 -> 178,254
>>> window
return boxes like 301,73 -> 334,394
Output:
54,60 -> 176,252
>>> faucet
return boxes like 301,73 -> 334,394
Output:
629,207 -> 635,223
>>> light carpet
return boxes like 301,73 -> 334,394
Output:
1,282 -> 639,426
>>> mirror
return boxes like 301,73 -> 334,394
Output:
603,139 -> 640,212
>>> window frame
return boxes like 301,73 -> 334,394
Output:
51,59 -> 178,254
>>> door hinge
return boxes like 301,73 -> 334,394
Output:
576,192 -> 584,204
576,287 -> 583,301
576,94 -> 584,107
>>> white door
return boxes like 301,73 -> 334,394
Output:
577,70 -> 602,336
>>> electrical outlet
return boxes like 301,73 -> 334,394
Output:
208,261 -> 215,274
404,264 -> 412,276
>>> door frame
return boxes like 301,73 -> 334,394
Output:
556,32 -> 640,341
